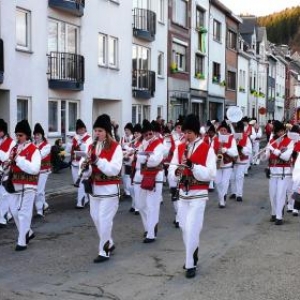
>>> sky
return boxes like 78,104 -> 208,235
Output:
220,0 -> 300,16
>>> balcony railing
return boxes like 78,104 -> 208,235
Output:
48,52 -> 84,91
133,8 -> 156,42
48,0 -> 85,17
0,39 -> 4,84
132,69 -> 155,99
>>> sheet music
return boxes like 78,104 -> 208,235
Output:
288,132 -> 300,142
218,134 -> 229,144
74,151 -> 87,158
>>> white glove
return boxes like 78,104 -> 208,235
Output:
137,155 -> 147,164
272,149 -> 281,156
221,147 -> 227,154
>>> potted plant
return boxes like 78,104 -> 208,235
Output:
197,26 -> 208,33
170,62 -> 178,73
219,80 -> 226,87
212,75 -> 219,83
195,72 -> 205,79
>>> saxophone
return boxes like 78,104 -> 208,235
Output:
216,142 -> 224,169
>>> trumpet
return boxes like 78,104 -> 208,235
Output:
74,137 -> 99,188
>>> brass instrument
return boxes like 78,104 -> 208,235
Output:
74,137 -> 99,187
216,143 -> 224,169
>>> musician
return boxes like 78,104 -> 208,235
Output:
242,117 -> 254,175
0,119 -> 15,228
128,123 -> 143,214
168,114 -> 216,278
165,117 -> 183,228
286,125 -> 300,216
262,121 -> 294,225
8,120 -> 41,251
250,119 -> 262,165
133,119 -> 165,243
70,119 -> 92,208
33,123 -> 51,217
120,123 -> 134,199
79,114 -> 123,263
213,121 -> 238,208
229,121 -> 252,202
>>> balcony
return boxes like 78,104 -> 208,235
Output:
48,0 -> 85,17
133,8 -> 156,42
0,39 -> 3,84
132,69 -> 155,99
48,52 -> 84,91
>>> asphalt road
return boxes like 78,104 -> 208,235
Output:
0,163 -> 300,300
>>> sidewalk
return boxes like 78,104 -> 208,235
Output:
45,167 -> 76,198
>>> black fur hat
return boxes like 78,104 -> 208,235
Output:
273,120 -> 285,133
142,119 -> 153,133
76,119 -> 86,131
0,119 -> 8,134
236,121 -> 244,133
218,120 -> 230,132
151,120 -> 161,133
175,115 -> 184,127
124,122 -> 134,133
93,114 -> 112,135
133,123 -> 142,133
207,125 -> 216,133
33,123 -> 45,137
182,114 -> 200,134
15,119 -> 31,138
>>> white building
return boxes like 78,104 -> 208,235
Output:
274,56 -> 286,121
0,0 -> 168,142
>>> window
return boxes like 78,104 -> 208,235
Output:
239,70 -> 246,91
108,36 -> 118,68
48,100 -> 78,136
198,32 -> 205,53
133,0 -> 150,9
17,98 -> 29,122
213,19 -> 221,42
227,71 -> 236,90
157,51 -> 164,76
132,45 -> 150,70
132,105 -> 150,124
172,0 -> 187,27
227,30 -> 237,50
196,7 -> 205,29
98,33 -> 107,66
212,62 -> 221,83
98,34 -> 119,68
158,0 -> 165,23
172,42 -> 187,72
16,8 -> 31,50
157,106 -> 163,118
195,54 -> 204,77
48,19 -> 78,53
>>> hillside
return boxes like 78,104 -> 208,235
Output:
258,6 -> 300,52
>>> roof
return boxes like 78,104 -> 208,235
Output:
240,16 -> 257,34
256,27 -> 267,43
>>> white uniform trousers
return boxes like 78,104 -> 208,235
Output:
72,165 -> 88,207
178,198 -> 206,269
0,185 -> 10,224
129,182 -> 138,211
136,183 -> 163,239
286,177 -> 294,211
231,164 -> 247,197
122,174 -> 131,196
269,177 -> 289,220
34,172 -> 49,215
215,168 -> 233,206
168,177 -> 179,223
252,141 -> 260,165
89,195 -> 119,257
9,191 -> 35,246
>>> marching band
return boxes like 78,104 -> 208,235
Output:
1,110 -> 300,279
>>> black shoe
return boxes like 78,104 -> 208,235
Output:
134,211 -> 140,215
35,213 -> 44,219
229,194 -> 236,199
75,205 -> 84,209
15,244 -> 27,251
93,255 -> 109,263
219,204 -> 225,209
109,245 -> 115,254
26,231 -> 35,244
287,209 -> 293,213
0,223 -> 7,229
224,195 -> 227,202
236,196 -> 243,202
293,211 -> 299,217
143,231 -> 148,238
275,219 -> 283,225
208,188 -> 214,192
143,238 -> 155,243
270,215 -> 276,222
174,221 -> 179,228
129,207 -> 135,213
185,268 -> 196,278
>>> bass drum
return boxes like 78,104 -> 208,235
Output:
226,106 -> 243,123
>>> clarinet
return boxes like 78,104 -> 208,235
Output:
74,137 -> 99,188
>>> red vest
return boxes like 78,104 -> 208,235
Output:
165,135 -> 176,163
292,141 -> 300,165
38,140 -> 51,171
213,135 -> 234,164
269,136 -> 292,167
237,133 -> 249,161
0,136 -> 14,163
71,134 -> 91,161
91,140 -> 121,185
11,143 -> 39,185
177,141 -> 210,190
140,138 -> 163,177
245,125 -> 252,136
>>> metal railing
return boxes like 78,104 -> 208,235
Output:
48,52 -> 84,83
132,69 -> 155,96
133,8 -> 156,39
